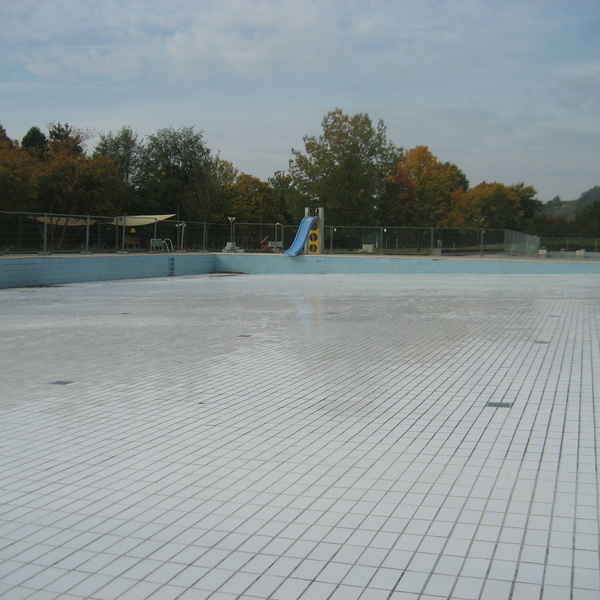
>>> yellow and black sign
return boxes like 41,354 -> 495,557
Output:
307,220 -> 320,254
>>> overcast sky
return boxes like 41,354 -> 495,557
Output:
2,0 -> 599,201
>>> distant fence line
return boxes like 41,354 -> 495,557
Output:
0,211 -> 540,256
540,238 -> 600,253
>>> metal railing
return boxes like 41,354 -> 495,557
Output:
0,211 -> 540,256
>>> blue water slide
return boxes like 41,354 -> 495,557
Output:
284,216 -> 319,256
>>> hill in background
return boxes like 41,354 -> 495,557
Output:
543,186 -> 600,219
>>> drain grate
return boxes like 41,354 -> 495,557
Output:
51,380 -> 73,385
238,334 -> 252,337
486,401 -> 513,408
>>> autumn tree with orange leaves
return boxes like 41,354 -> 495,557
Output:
388,146 -> 469,227
443,182 -> 540,229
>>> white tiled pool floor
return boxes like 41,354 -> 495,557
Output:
0,273 -> 599,600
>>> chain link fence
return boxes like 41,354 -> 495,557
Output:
1,211 -> 540,256
540,238 -> 600,253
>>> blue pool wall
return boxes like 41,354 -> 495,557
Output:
1,253 -> 600,288
215,254 -> 600,275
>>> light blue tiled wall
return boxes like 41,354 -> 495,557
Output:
0,254 -> 216,288
215,253 -> 600,275
1,252 -> 599,288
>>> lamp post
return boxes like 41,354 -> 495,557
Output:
227,216 -> 236,251
476,219 -> 485,255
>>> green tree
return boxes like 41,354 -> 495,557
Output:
137,126 -> 210,214
21,126 -> 48,160
531,213 -> 574,238
289,108 -> 401,225
94,125 -> 142,185
182,156 -> 238,222
575,200 -> 600,237
576,186 -> 600,210
268,171 -> 298,223
510,183 -> 542,231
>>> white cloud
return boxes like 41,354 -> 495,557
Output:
18,42 -> 158,82
555,62 -> 600,112
4,0 -> 344,83
163,0 -> 344,80
1,0 -> 599,200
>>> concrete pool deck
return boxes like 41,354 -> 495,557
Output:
0,273 -> 599,599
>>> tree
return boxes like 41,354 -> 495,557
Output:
542,195 -> 577,219
378,169 -> 417,226
390,146 -> 469,227
268,171 -> 298,223
510,183 -> 542,231
229,173 -> 282,225
289,108 -> 401,225
0,138 -> 38,211
182,155 -> 238,222
577,186 -> 600,209
531,213 -> 574,238
21,126 -> 48,160
36,153 -> 128,217
94,125 -> 143,185
575,200 -> 600,237
460,182 -> 523,229
137,126 -> 210,213
455,182 -> 541,230
47,122 -> 88,155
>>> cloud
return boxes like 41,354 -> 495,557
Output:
3,0 -> 589,95
555,62 -> 600,112
4,0 -> 345,83
164,1 -> 344,80
17,42 -> 156,82
1,0 -> 599,201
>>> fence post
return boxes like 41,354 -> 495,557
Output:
180,222 -> 186,251
43,214 -> 48,253
85,216 -> 90,252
